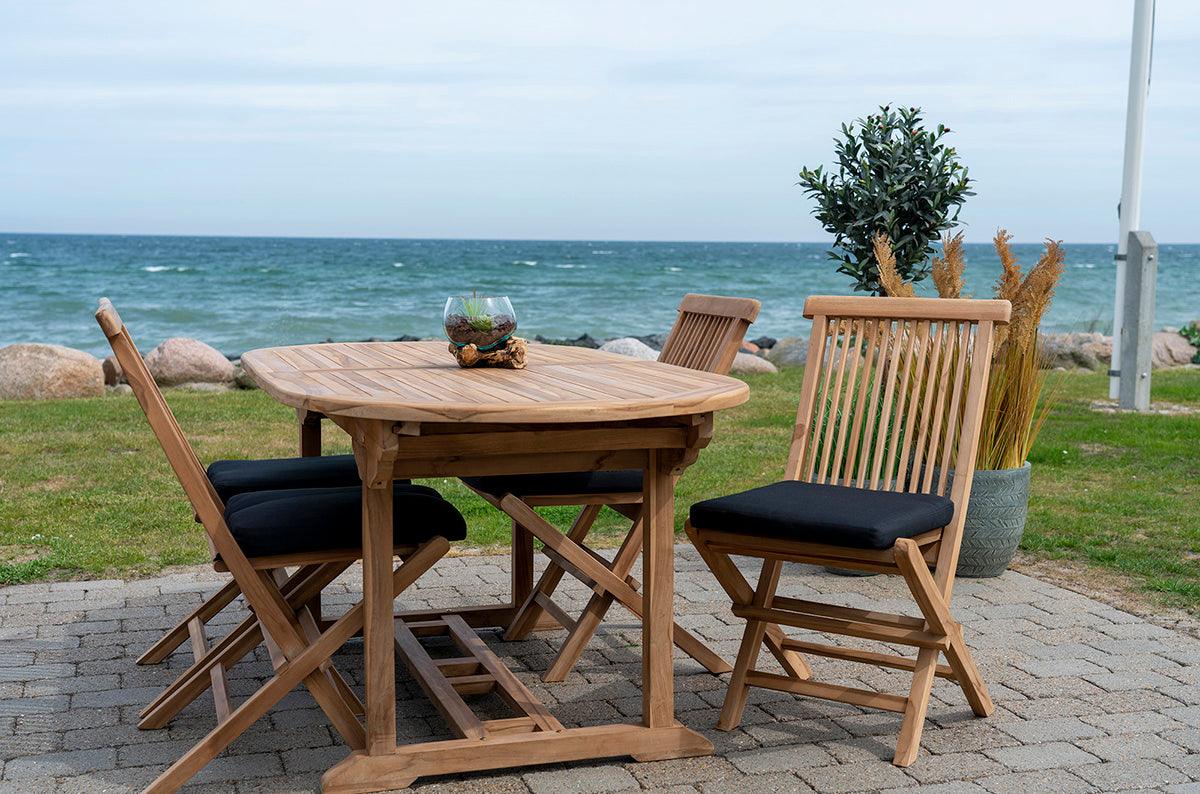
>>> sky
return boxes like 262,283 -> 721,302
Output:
1,1 -> 1197,243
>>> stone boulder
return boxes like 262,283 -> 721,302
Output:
145,338 -> 235,386
534,333 -> 601,349
175,381 -> 236,393
232,363 -> 259,390
599,337 -> 659,361
1152,331 -> 1196,369
750,336 -> 777,350
632,333 -> 667,351
1040,332 -> 1111,371
102,355 -> 123,386
0,343 -> 104,399
765,337 -> 808,368
731,352 -> 778,375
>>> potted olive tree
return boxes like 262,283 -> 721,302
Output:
798,104 -> 973,295
876,230 -> 1065,576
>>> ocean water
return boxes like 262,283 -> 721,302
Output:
2,233 -> 1197,358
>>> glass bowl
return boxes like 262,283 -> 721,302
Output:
443,295 -> 517,350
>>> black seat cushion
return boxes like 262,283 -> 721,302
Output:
462,470 -> 643,499
690,480 -> 954,550
224,484 -> 467,558
208,455 -> 408,502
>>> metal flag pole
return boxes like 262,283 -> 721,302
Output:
1109,0 -> 1155,399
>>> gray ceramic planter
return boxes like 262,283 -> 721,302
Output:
956,462 -> 1032,578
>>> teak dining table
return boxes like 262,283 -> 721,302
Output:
240,340 -> 749,793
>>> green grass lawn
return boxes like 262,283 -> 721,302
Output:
1,368 -> 1197,612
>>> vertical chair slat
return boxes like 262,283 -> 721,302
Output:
921,321 -> 960,494
896,321 -> 933,492
907,321 -> 949,493
829,318 -> 866,484
816,321 -> 856,484
937,322 -> 974,495
843,319 -> 880,486
805,320 -> 840,482
785,315 -> 830,480
869,320 -> 906,490
854,320 -> 891,488
881,321 -> 921,490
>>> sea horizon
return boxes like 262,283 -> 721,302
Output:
4,232 -> 1197,358
5,229 -> 1199,246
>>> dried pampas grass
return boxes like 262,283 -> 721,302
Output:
1009,239 -> 1065,352
931,232 -> 965,299
994,229 -> 1022,302
873,232 -> 914,297
871,228 -> 1065,470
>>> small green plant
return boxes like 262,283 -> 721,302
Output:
1181,321 -> 1200,364
462,292 -> 495,332
798,105 -> 973,294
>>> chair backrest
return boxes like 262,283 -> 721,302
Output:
95,298 -> 225,555
658,294 -> 761,375
96,298 -> 323,648
784,297 -> 1011,590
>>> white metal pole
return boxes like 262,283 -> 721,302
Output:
1110,0 -> 1155,399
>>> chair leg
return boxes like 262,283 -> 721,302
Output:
894,647 -> 939,766
686,524 -> 811,680
247,568 -> 366,751
543,514 -> 643,682
186,616 -> 231,723
893,538 -> 993,717
139,579 -> 242,665
945,631 -> 994,717
500,496 -> 731,678
140,563 -> 349,729
143,537 -> 449,794
283,569 -> 367,718
505,504 -> 602,641
718,559 -> 783,730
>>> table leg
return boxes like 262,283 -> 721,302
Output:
363,476 -> 396,754
298,408 -> 322,457
511,518 -> 534,609
642,449 -> 674,728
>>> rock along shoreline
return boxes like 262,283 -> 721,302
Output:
2,326 -> 1197,401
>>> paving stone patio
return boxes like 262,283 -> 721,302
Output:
2,545 -> 1199,793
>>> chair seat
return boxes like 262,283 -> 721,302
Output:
224,484 -> 467,558
690,480 -> 954,551
207,455 -> 376,502
462,470 -> 643,499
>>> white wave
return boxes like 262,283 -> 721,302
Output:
143,265 -> 169,272
591,249 -> 615,255
666,266 -> 682,272
1073,263 -> 1096,269
393,262 -> 405,268
555,263 -> 586,269
512,260 -> 538,266
8,252 -> 29,258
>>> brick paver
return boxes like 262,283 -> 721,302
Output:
2,545 -> 1199,792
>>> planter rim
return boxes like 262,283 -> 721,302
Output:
974,461 -> 1032,473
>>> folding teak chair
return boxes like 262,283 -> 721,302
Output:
95,299 -> 466,792
687,296 -> 1010,766
465,294 -> 807,682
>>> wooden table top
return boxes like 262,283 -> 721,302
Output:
241,340 -> 749,423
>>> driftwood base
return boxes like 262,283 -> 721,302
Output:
450,337 -> 527,369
